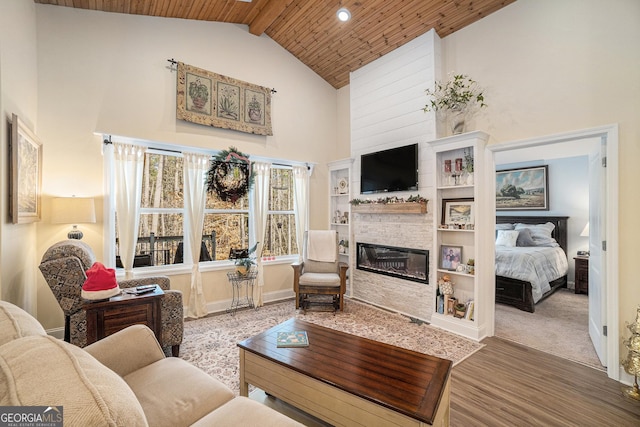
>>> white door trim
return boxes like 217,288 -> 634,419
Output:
486,124 -> 619,381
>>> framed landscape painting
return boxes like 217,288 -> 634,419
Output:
496,165 -> 549,211
9,114 -> 42,224
441,198 -> 474,225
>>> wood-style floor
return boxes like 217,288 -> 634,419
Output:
451,337 -> 640,426
254,336 -> 640,426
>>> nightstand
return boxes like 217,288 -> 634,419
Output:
84,285 -> 164,345
574,256 -> 589,295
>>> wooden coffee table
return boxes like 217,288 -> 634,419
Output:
238,318 -> 451,426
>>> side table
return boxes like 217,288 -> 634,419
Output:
84,285 -> 164,345
226,268 -> 258,315
574,256 -> 589,295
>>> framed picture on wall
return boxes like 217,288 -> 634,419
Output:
496,165 -> 549,210
9,114 -> 42,224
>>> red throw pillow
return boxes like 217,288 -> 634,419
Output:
82,262 -> 120,300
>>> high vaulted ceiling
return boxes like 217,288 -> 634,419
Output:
34,0 -> 515,89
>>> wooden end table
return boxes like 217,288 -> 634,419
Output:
83,285 -> 164,345
574,256 -> 589,295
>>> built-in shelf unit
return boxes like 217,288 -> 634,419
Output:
328,159 -> 353,270
428,131 -> 492,341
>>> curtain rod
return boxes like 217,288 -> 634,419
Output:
100,133 -> 314,171
167,58 -> 277,94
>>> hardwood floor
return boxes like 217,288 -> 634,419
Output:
451,337 -> 640,426
253,336 -> 640,426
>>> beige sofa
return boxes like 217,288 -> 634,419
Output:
0,301 -> 302,426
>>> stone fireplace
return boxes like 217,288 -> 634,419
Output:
356,242 -> 428,284
350,209 -> 434,319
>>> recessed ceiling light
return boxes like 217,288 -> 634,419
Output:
337,8 -> 351,22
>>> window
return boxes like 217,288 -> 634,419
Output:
264,167 -> 298,257
110,142 -> 302,269
115,151 -> 185,267
203,188 -> 249,261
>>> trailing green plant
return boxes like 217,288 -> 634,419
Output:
349,195 -> 428,205
464,147 -> 474,173
423,74 -> 487,113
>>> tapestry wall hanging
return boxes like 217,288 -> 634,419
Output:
176,62 -> 273,136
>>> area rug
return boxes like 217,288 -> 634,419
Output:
495,288 -> 605,371
180,298 -> 484,395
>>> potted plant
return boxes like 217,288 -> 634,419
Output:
423,74 -> 487,134
233,242 -> 259,275
454,303 -> 467,318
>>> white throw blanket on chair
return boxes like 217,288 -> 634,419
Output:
307,230 -> 337,262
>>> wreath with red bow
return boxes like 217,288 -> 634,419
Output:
206,147 -> 255,203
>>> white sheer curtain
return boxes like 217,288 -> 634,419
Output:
184,152 -> 210,318
250,162 -> 271,307
113,143 -> 146,279
293,165 -> 310,261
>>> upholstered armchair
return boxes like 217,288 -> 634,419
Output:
292,230 -> 348,312
38,240 -> 184,356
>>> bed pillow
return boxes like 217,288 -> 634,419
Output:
516,228 -> 536,247
515,222 -> 558,247
496,230 -> 519,247
495,223 -> 514,239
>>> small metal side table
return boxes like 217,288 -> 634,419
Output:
226,267 -> 258,315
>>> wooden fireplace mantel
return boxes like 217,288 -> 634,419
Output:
351,201 -> 428,214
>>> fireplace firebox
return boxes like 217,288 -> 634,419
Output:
356,242 -> 428,284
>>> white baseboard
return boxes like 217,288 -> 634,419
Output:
201,289 -> 296,316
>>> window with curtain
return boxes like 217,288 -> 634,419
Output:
264,166 -> 298,257
110,144 -> 301,269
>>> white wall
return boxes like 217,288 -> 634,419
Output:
0,0 -> 39,314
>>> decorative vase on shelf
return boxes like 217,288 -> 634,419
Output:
466,172 -> 474,185
449,108 -> 467,135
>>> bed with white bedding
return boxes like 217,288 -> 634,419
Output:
495,216 -> 569,312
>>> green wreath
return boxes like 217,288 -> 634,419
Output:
206,147 -> 255,203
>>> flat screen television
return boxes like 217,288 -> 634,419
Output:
360,144 -> 418,194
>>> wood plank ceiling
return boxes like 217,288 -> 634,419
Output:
34,0 -> 516,89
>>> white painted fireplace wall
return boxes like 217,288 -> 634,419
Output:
349,31 -> 440,320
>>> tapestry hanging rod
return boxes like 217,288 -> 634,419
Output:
166,58 -> 277,94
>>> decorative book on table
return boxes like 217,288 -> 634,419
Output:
276,331 -> 309,347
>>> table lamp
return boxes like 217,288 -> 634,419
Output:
51,196 -> 96,240
580,222 -> 589,237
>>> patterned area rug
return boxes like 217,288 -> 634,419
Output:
180,298 -> 484,395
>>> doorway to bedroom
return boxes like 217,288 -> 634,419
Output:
487,125 -> 618,378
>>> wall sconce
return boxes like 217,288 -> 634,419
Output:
51,196 -> 96,240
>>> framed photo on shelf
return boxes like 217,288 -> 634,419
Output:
496,165 -> 549,210
9,114 -> 42,224
441,198 -> 474,225
440,245 -> 462,271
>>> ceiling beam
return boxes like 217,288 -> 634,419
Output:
248,0 -> 294,36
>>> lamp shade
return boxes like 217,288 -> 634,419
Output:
51,197 -> 96,224
580,222 -> 589,237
